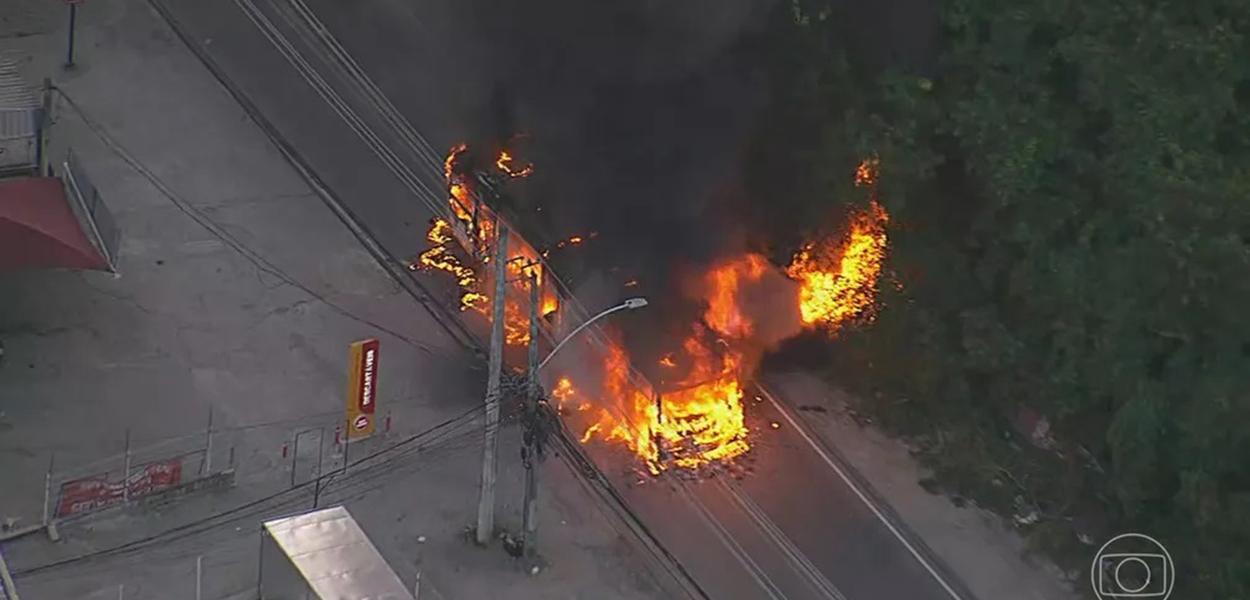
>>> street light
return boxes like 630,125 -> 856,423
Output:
516,295 -> 646,563
537,297 -> 648,372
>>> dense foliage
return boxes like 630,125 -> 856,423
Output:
752,0 -> 1250,595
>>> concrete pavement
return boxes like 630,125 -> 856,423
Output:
0,2 -> 677,598
0,0 -> 1085,599
176,2 -> 1087,599
763,373 -> 1080,600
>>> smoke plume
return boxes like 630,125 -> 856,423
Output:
450,0 -> 779,349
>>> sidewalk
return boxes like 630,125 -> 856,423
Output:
0,2 -> 670,598
766,371 -> 1081,600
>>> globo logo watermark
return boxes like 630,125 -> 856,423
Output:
1091,533 -> 1174,599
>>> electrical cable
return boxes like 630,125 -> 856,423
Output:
12,402 -> 486,577
49,86 -> 458,362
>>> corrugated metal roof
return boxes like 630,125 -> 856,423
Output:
263,506 -> 415,600
0,108 -> 36,141
0,56 -> 38,110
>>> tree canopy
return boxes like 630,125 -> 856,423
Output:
753,0 -> 1250,596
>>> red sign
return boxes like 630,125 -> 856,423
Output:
345,338 -> 379,439
56,459 -> 183,517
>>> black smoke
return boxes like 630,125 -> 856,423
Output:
450,0 -> 779,349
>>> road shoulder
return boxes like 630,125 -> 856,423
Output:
765,371 -> 1081,600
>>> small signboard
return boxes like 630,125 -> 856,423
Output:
345,339 -> 379,440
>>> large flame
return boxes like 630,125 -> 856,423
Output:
703,253 -> 770,339
573,158 -> 889,474
418,143 -> 561,346
413,219 -> 487,312
571,330 -> 748,474
786,159 -> 889,331
422,147 -> 890,474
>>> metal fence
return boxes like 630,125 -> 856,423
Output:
0,107 -> 39,176
43,425 -> 231,525
63,147 -> 121,272
1,405 -> 410,543
0,55 -> 42,178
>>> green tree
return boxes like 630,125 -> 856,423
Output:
754,0 -> 1250,595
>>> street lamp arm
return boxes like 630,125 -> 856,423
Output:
538,298 -> 647,372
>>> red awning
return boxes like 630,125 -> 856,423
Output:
0,176 -> 110,272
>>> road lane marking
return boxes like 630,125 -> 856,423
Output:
713,477 -> 848,600
757,383 -> 968,600
231,5 -> 944,598
677,484 -> 789,600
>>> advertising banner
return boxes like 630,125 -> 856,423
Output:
55,458 -> 183,517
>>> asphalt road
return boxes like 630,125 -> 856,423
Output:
149,1 -> 972,598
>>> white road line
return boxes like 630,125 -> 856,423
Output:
231,6 -> 946,599
713,477 -> 848,600
677,484 -> 789,600
756,383 -> 967,600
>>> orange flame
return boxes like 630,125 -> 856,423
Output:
552,377 -> 577,410
496,150 -> 534,178
445,143 -> 467,181
415,219 -> 487,311
552,233 -> 588,251
577,328 -> 750,474
542,294 -> 559,317
423,143 -> 557,344
703,253 -> 769,339
786,159 -> 889,331
570,157 -> 889,475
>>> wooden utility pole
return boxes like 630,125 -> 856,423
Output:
475,223 -> 508,545
522,270 -> 541,557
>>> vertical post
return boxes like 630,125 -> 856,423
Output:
203,404 -> 214,477
315,428 -> 325,480
341,416 -> 351,473
289,432 -> 301,489
122,428 -> 132,503
475,223 -> 508,545
195,556 -> 203,600
0,544 -> 22,600
413,570 -> 422,600
64,3 -> 78,69
117,584 -> 123,600
36,79 -> 52,175
42,452 -> 55,526
522,270 -> 540,558
313,474 -> 321,509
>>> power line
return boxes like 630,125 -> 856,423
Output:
49,86 -> 458,362
12,402 -> 487,578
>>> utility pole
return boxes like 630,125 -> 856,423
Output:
475,222 -> 508,545
521,270 -> 541,558
64,1 -> 80,70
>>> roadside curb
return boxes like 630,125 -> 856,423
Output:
551,416 -> 710,600
141,3 -> 710,598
